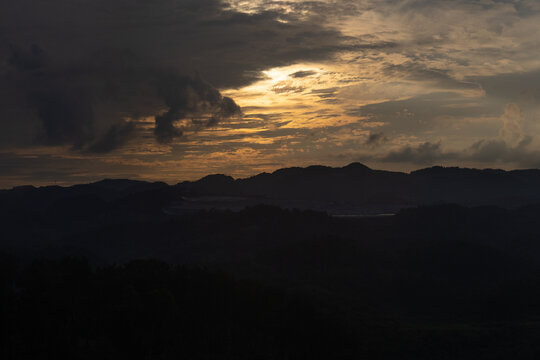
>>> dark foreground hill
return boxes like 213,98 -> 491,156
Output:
4,166 -> 540,358
4,163 -> 540,217
178,163 -> 540,211
3,203 -> 540,358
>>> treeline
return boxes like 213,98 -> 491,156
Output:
4,204 -> 540,358
0,256 -> 355,360
3,255 -> 540,359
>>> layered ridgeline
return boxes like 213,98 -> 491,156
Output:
4,163 -> 540,216
178,163 -> 540,212
4,165 -> 540,358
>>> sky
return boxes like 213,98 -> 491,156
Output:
1,0 -> 540,187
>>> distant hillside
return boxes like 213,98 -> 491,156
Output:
5,166 -> 540,359
4,163 -> 540,216
177,163 -> 540,210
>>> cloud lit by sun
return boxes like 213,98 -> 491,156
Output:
2,0 -> 540,187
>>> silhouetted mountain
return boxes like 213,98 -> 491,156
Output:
5,169 -> 540,358
0,179 -> 175,250
177,163 -> 540,211
5,164 -> 540,217
4,203 -> 540,359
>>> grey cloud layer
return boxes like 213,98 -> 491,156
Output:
376,103 -> 537,166
378,137 -> 537,167
2,0 -> 540,186
0,0 -> 354,152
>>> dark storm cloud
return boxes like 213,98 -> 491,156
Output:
272,82 -> 305,94
466,136 -> 533,163
7,44 -> 49,71
365,132 -> 388,147
310,87 -> 339,99
380,141 -> 455,164
383,62 -> 482,91
0,0 -> 353,152
289,70 -> 317,78
154,74 -> 241,143
474,70 -> 540,105
352,92 -> 501,134
4,44 -> 239,151
87,121 -> 137,154
0,151 -> 145,188
378,136 -> 537,166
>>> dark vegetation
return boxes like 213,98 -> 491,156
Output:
3,165 -> 540,358
0,258 -> 354,360
178,162 -> 540,208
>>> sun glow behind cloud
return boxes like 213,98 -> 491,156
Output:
223,63 -> 372,129
2,0 -> 540,188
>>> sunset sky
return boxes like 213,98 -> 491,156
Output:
1,0 -> 540,187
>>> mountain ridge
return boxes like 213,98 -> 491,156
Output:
176,163 -> 540,209
4,163 -> 540,213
